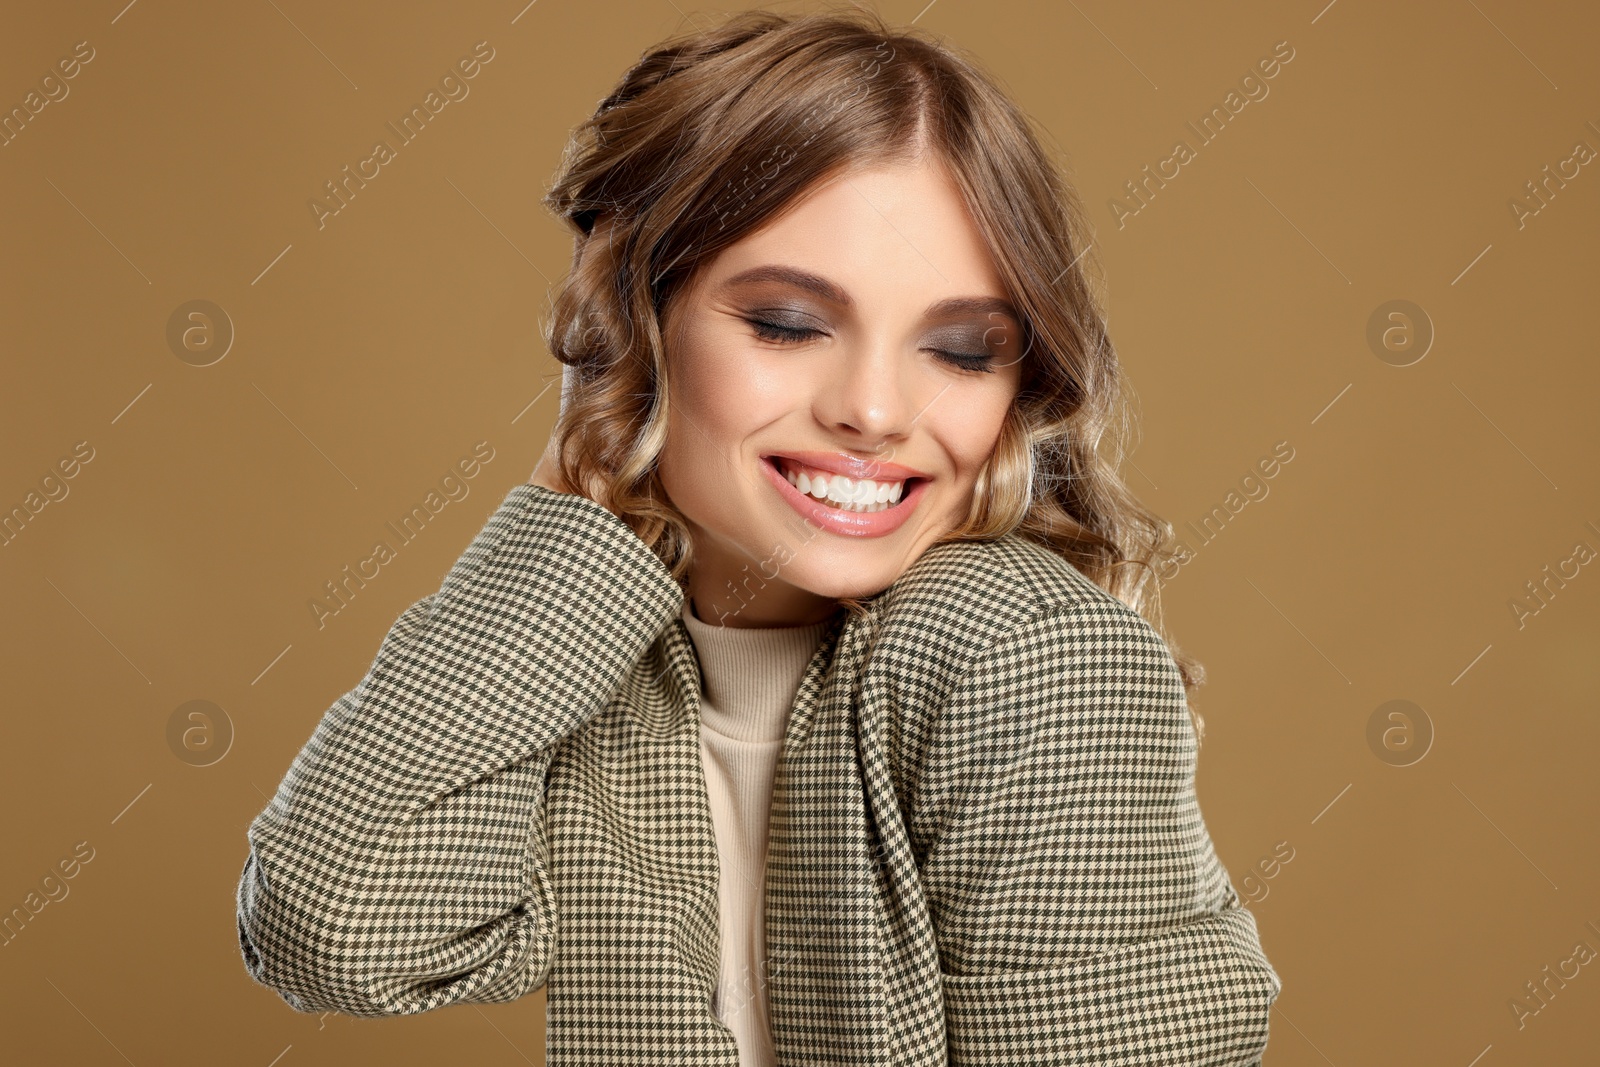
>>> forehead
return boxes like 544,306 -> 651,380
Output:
702,158 -> 1010,313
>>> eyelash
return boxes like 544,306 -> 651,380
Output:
745,319 -> 997,374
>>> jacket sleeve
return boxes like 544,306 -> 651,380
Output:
235,482 -> 684,1017
919,596 -> 1281,1066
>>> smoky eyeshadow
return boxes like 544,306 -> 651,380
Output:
737,290 -> 1012,353
923,323 -> 1007,353
742,304 -> 826,329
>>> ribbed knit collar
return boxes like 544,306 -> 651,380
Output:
679,597 -> 833,744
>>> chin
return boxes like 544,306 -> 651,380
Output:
779,553 -> 909,602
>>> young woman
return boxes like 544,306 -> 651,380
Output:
237,10 -> 1281,1065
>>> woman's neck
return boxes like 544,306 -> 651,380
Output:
686,575 -> 839,629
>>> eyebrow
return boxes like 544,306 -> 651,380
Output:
719,264 -> 1020,323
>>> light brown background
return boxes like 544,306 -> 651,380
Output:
3,1 -> 1596,1063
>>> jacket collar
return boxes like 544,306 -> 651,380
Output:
648,531 -> 995,732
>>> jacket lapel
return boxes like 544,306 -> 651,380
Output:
565,596 -> 943,1065
544,617 -> 739,1064
765,611 -> 902,1065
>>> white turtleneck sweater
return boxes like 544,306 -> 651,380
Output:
678,596 -> 833,1067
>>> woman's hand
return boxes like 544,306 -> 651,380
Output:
529,365 -> 576,494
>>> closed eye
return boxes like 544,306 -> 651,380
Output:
747,318 -> 819,344
744,318 -> 997,375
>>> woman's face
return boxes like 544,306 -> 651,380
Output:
657,155 -> 1025,627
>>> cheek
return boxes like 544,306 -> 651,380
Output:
671,329 -> 793,440
662,327 -> 791,497
941,388 -> 1015,476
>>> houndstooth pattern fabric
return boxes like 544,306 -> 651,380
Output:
237,482 -> 1281,1064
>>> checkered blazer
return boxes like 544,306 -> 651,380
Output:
237,482 -> 1281,1065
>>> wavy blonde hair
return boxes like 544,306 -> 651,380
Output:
539,7 -> 1209,735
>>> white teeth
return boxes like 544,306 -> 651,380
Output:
776,459 -> 911,514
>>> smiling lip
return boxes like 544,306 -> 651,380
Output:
761,450 -> 930,482
759,454 -> 928,539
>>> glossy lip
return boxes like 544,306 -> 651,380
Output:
762,449 -> 930,483
759,454 -> 929,538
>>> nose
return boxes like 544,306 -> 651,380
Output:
813,338 -> 922,451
